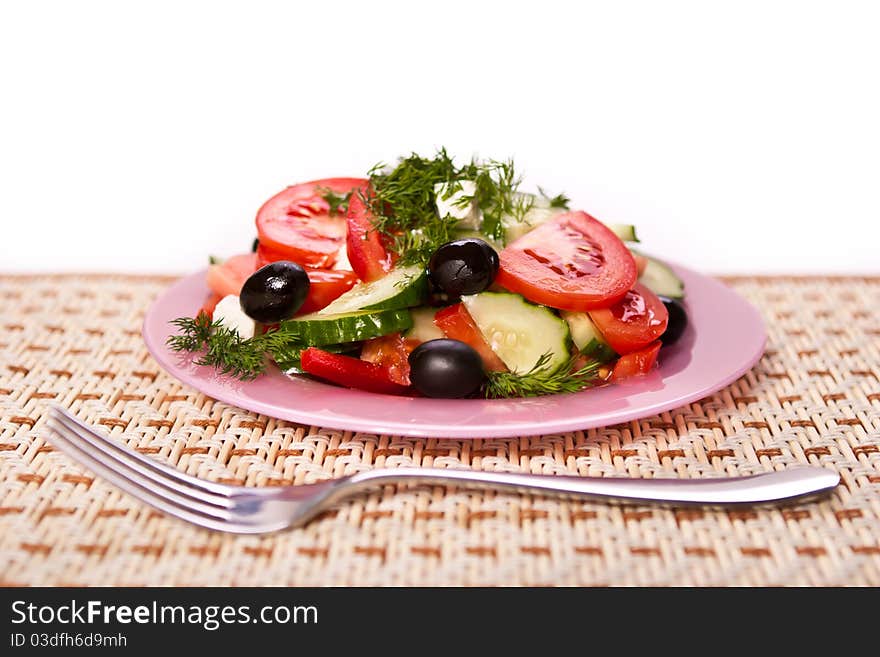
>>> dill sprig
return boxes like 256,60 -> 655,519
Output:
465,158 -> 532,243
538,186 -> 571,209
365,150 -> 540,265
167,314 -> 300,380
366,149 -> 460,265
318,187 -> 353,216
483,352 -> 605,398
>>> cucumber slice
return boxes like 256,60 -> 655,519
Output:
637,253 -> 685,299
501,205 -> 564,244
500,206 -> 638,245
560,311 -> 617,362
404,307 -> 445,342
280,308 -> 413,346
607,223 -> 639,242
317,265 -> 427,315
461,292 -> 571,374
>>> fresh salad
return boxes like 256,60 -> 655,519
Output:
168,150 -> 687,398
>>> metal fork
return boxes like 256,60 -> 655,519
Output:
45,406 -> 839,534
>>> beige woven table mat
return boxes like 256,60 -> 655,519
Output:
0,273 -> 878,586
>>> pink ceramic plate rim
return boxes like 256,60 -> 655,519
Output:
142,263 -> 765,438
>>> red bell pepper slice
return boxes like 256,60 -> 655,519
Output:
300,347 -> 410,395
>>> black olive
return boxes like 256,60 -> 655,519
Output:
427,238 -> 500,296
240,261 -> 310,323
659,296 -> 687,346
425,275 -> 460,307
408,339 -> 486,398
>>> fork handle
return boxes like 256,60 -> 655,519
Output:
337,466 -> 838,506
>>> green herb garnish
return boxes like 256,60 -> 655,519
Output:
365,149 -> 541,265
538,186 -> 571,210
365,149 -> 460,266
483,352 -> 604,398
319,188 -> 353,216
467,158 -> 534,243
167,314 -> 300,380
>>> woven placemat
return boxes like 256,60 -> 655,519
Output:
0,273 -> 878,586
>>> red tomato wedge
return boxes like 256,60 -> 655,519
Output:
199,292 -> 223,318
205,252 -> 259,298
360,333 -> 412,386
589,283 -> 669,354
255,178 -> 366,268
610,340 -> 662,381
297,269 -> 359,315
300,348 -> 410,395
345,185 -> 394,282
495,211 -> 637,311
433,303 -> 508,372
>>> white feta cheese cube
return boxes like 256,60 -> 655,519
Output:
333,243 -> 353,271
213,295 -> 255,339
434,180 -> 482,230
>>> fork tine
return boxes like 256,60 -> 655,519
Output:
51,406 -> 237,498
47,417 -> 233,521
47,419 -> 288,534
51,410 -> 233,510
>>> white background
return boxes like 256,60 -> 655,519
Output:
1,1 -> 878,274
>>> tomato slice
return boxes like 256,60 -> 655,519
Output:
207,250 -> 355,315
345,185 -> 394,282
300,347 -> 410,395
255,242 -> 296,270
433,303 -> 508,372
205,252 -> 259,298
255,177 -> 366,268
199,292 -> 224,318
495,211 -> 637,311
610,340 -> 662,381
589,283 -> 669,354
360,333 -> 412,385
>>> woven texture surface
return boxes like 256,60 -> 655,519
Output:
0,273 -> 878,586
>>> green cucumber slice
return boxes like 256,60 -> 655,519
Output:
607,223 -> 639,242
404,307 -> 445,342
501,205 -> 563,244
460,292 -> 571,374
279,308 -> 413,346
499,203 -> 638,246
636,253 -> 685,299
317,265 -> 427,315
560,311 -> 617,362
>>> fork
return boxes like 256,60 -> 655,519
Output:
45,406 -> 839,534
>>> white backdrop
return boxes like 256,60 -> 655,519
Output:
1,1 -> 878,274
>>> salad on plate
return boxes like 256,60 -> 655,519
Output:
168,150 -> 687,399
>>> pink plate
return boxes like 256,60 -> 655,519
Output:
142,263 -> 765,438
